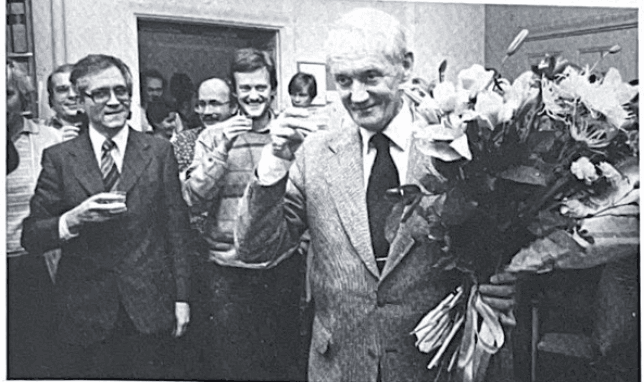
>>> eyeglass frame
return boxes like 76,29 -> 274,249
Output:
196,99 -> 230,110
82,85 -> 131,104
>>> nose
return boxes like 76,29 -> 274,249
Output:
350,82 -> 369,104
68,86 -> 78,100
248,88 -> 261,100
106,89 -> 121,106
203,104 -> 217,115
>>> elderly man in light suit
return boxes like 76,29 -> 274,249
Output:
231,8 -> 516,382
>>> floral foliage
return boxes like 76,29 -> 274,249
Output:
402,54 -> 639,282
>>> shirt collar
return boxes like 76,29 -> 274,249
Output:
88,124 -> 129,155
359,99 -> 414,152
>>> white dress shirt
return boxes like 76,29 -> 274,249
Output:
59,125 -> 130,240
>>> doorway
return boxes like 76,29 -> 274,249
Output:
137,18 -> 279,102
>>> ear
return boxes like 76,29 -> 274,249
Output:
401,51 -> 414,82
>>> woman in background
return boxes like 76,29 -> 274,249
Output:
7,59 -> 62,378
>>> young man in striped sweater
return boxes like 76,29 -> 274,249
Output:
182,48 -> 304,380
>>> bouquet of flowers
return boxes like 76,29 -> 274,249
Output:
389,30 -> 639,381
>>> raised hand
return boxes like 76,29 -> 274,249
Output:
61,125 -> 81,141
270,107 -> 317,160
208,115 -> 253,152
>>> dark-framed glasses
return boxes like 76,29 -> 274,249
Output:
83,86 -> 130,104
197,99 -> 229,110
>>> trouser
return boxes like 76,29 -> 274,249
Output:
53,302 -> 171,379
7,254 -> 56,379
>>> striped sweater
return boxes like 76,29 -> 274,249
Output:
7,118 -> 62,256
182,123 -> 271,263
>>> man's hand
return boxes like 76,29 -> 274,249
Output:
61,125 -> 81,141
64,192 -> 127,233
479,271 -> 517,326
210,115 -> 253,152
270,107 -> 317,160
173,302 -> 190,338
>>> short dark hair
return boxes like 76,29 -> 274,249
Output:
141,69 -> 166,88
71,54 -> 133,99
146,100 -> 176,126
47,63 -> 75,107
288,72 -> 317,99
229,48 -> 277,91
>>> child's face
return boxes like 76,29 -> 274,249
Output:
290,90 -> 313,108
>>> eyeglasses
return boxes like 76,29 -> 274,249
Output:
196,100 -> 229,110
82,86 -> 130,104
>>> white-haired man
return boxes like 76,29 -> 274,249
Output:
232,8 -> 516,382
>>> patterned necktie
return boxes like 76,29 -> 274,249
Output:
367,133 -> 400,272
101,139 -> 120,191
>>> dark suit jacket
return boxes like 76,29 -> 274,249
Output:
234,113 -> 467,382
22,128 -> 190,346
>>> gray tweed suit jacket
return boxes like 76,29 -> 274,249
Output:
235,115 -> 463,382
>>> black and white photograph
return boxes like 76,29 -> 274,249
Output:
4,0 -> 640,381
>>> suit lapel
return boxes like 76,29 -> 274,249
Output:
69,133 -> 105,196
326,123 -> 380,279
118,128 -> 153,193
380,111 -> 426,280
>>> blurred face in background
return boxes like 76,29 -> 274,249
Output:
196,78 -> 235,128
152,111 -> 179,139
234,67 -> 274,119
290,88 -> 313,108
143,77 -> 164,104
50,70 -> 81,120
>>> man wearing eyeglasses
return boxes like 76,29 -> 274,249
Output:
43,64 -> 87,141
181,49 -> 302,380
22,54 -> 191,379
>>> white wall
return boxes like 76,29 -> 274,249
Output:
33,0 -> 486,122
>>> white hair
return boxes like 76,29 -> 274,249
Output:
325,8 -> 408,69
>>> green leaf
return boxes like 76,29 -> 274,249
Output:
499,165 -> 548,186
441,188 -> 479,226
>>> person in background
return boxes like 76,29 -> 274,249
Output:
140,68 -> 165,133
22,54 -> 190,379
181,49 -> 304,381
231,8 -> 516,381
6,58 -> 63,378
44,63 -> 87,140
170,72 -> 201,130
288,72 -> 318,108
146,100 -> 183,140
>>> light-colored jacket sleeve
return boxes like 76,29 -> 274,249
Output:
233,148 -> 308,267
181,128 -> 228,212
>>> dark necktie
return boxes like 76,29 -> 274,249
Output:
367,133 -> 400,272
101,139 -> 120,191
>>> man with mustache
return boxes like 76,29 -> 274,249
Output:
22,54 -> 190,379
182,49 -> 303,380
44,64 -> 87,140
